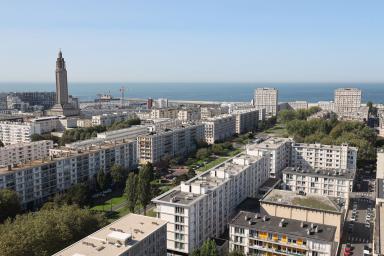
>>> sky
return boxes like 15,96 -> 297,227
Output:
0,0 -> 384,83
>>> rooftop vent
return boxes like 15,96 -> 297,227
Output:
307,228 -> 312,235
254,213 -> 260,219
300,222 -> 305,228
262,215 -> 269,222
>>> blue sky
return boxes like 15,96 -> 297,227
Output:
0,0 -> 384,83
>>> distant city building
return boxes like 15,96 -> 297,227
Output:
282,167 -> 355,198
91,112 -> 137,126
0,139 -> 137,207
137,123 -> 204,164
232,109 -> 259,134
291,142 -> 358,171
0,121 -> 41,145
6,94 -> 30,111
377,149 -> 384,179
155,98 -> 169,108
53,214 -> 167,256
150,108 -> 179,119
153,152 -> 269,255
202,114 -> 236,144
334,88 -> 362,114
318,101 -> 335,112
12,91 -> 56,110
287,100 -> 308,110
48,50 -> 80,116
246,137 -> 292,178
76,118 -> 92,128
229,211 -> 337,256
0,140 -> 53,168
177,108 -> 201,122
0,93 -> 7,110
147,98 -> 154,109
254,88 -> 278,117
200,106 -> 228,119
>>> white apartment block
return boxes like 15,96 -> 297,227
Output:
377,149 -> 384,179
0,139 -> 137,206
291,143 -> 358,171
151,108 -> 179,119
92,112 -> 137,126
53,214 -> 167,256
232,109 -> 259,134
246,138 -> 292,178
202,114 -> 236,144
283,167 -> 355,198
177,109 -> 200,122
200,107 -> 227,120
229,211 -> 337,256
30,116 -> 63,133
334,88 -> 362,114
318,101 -> 335,112
138,123 -> 204,164
254,88 -> 278,117
287,101 -> 308,110
0,140 -> 53,168
0,121 -> 42,145
152,153 -> 269,255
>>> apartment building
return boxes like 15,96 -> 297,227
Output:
53,214 -> 167,256
334,88 -> 362,114
318,101 -> 335,112
254,88 -> 278,117
291,143 -> 358,171
229,211 -> 337,256
200,107 -> 228,120
97,125 -> 149,141
0,140 -> 53,168
232,109 -> 259,134
151,108 -> 179,119
137,123 -> 204,164
0,139 -> 137,207
152,153 -> 269,255
0,121 -> 42,145
202,114 -> 236,144
282,167 -> 355,198
12,91 -> 56,110
246,138 -> 292,178
177,109 -> 200,122
30,116 -> 62,133
91,112 -> 137,126
260,189 -> 344,242
287,101 -> 308,110
377,149 -> 384,179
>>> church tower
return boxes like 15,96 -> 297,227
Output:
55,50 -> 69,106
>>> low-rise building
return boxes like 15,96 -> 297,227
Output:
200,107 -> 228,119
232,109 -> 259,134
0,140 -> 53,168
177,108 -> 200,121
260,189 -> 344,242
138,123 -> 204,164
246,138 -> 292,178
0,139 -> 137,207
282,167 -> 355,199
0,121 -> 42,145
53,214 -> 167,256
287,101 -> 308,110
152,153 -> 269,255
202,114 -> 236,144
92,112 -> 137,126
229,211 -> 337,256
291,142 -> 357,171
151,108 -> 179,119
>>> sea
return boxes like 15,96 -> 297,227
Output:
0,82 -> 383,103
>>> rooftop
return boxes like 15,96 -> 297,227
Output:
53,214 -> 166,256
283,166 -> 355,180
230,211 -> 336,242
292,142 -> 357,151
153,153 -> 262,206
261,189 -> 342,213
247,137 -> 291,150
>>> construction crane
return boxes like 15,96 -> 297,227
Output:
119,86 -> 126,108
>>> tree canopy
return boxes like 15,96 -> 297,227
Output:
125,172 -> 138,213
192,239 -> 218,256
137,163 -> 154,214
0,189 -> 21,223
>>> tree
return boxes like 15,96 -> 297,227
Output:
192,239 -> 217,256
211,144 -> 224,155
125,172 -> 138,213
110,164 -> 126,188
0,205 -> 106,256
137,163 -> 154,215
0,189 -> 21,222
53,183 -> 89,207
0,140 -> 4,147
196,148 -> 210,160
97,169 -> 107,191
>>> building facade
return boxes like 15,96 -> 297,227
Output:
232,109 -> 259,134
91,112 -> 137,126
137,123 -> 204,164
254,88 -> 278,117
0,121 -> 42,145
53,214 -> 167,256
229,211 -> 337,256
151,108 -> 179,119
0,140 -> 53,168
282,167 -> 355,198
0,139 -> 137,207
246,138 -> 292,178
334,88 -> 362,114
202,114 -> 236,144
152,153 -> 269,255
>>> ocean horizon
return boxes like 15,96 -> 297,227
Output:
0,82 -> 383,103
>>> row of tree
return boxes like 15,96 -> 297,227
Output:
277,106 -> 321,123
192,239 -> 244,256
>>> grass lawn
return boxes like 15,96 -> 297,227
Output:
265,123 -> 288,137
196,148 -> 242,173
91,195 -> 126,211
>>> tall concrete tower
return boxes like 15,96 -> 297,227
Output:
55,50 -> 69,106
48,50 -> 80,116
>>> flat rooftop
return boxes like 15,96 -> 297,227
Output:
231,211 -> 336,243
53,214 -> 166,256
292,142 -> 357,151
261,189 -> 342,213
283,167 -> 355,180
153,153 -> 262,206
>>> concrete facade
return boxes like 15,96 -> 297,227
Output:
254,88 -> 278,117
202,114 -> 236,144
